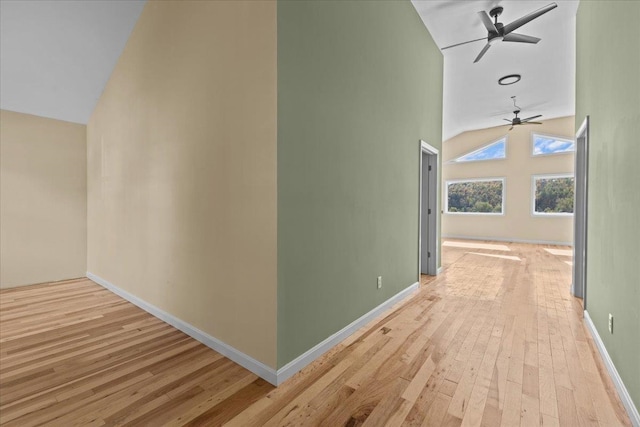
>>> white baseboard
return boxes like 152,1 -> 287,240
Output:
86,272 -> 278,385
437,267 -> 443,275
584,310 -> 640,426
87,272 -> 419,387
442,234 -> 572,247
276,282 -> 420,384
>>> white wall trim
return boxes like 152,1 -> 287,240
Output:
420,140 -> 439,154
276,281 -> 420,384
442,234 -> 572,247
87,272 -> 419,387
86,272 -> 278,385
584,310 -> 639,426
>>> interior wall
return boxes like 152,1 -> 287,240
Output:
0,110 -> 86,288
86,1 -> 278,367
576,0 -> 640,411
442,116 -> 575,245
277,0 -> 443,367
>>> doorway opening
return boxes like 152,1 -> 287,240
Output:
572,116 -> 589,307
419,140 -> 439,277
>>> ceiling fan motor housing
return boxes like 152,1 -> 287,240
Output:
489,25 -> 505,43
488,8 -> 505,42
512,110 -> 521,125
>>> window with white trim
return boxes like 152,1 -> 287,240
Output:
532,174 -> 574,215
532,134 -> 575,156
445,178 -> 505,214
449,137 -> 506,163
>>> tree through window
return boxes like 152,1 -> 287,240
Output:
446,179 -> 504,214
533,175 -> 574,215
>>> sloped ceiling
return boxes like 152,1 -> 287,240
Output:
412,0 -> 579,141
1,0 -> 578,135
0,0 -> 145,124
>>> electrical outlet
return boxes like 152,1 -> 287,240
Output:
377,276 -> 382,289
608,313 -> 614,334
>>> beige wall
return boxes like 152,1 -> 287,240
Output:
87,1 -> 277,367
442,116 -> 575,244
1,110 -> 87,288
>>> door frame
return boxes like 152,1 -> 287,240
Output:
572,116 -> 589,306
419,140 -> 440,277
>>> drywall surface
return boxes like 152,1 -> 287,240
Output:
442,116 -> 575,244
87,1 -> 277,367
277,0 -> 443,367
0,110 -> 86,288
576,0 -> 640,411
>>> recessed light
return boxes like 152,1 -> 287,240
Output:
498,74 -> 521,85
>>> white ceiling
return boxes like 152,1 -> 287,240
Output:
412,0 -> 579,141
1,0 -> 577,133
0,0 -> 145,124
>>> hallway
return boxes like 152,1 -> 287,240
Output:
0,241 -> 631,426
233,240 -> 631,425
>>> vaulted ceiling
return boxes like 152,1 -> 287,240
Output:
412,0 -> 579,140
0,0 -> 145,124
1,0 -> 577,138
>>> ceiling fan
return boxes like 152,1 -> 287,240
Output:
442,2 -> 558,63
503,97 -> 542,131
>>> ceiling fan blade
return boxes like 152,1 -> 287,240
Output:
503,3 -> 558,35
509,126 -> 514,131
502,33 -> 541,44
473,43 -> 491,63
524,122 -> 543,125
441,37 -> 486,50
522,115 -> 543,122
478,11 -> 498,34
503,119 -> 513,123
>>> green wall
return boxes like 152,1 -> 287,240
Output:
576,0 -> 640,411
277,0 -> 443,367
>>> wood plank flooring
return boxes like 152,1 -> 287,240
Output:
0,240 -> 631,426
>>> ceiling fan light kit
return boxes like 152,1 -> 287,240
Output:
441,2 -> 558,63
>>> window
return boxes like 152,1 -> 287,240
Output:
449,137 -> 506,163
532,174 -> 574,215
532,134 -> 575,156
445,178 -> 505,215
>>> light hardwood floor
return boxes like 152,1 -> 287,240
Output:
0,241 -> 631,426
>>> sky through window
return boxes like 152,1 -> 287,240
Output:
533,135 -> 575,155
452,138 -> 506,163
